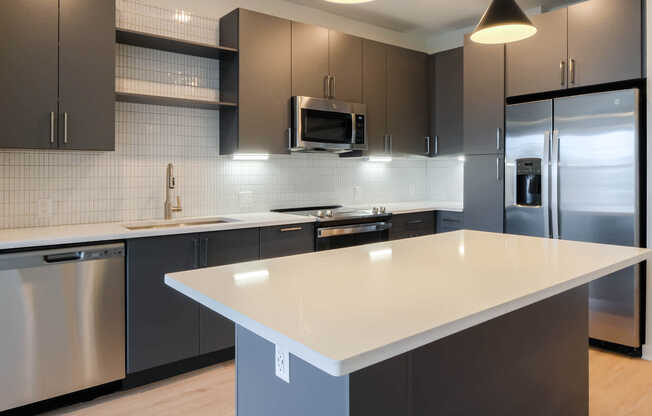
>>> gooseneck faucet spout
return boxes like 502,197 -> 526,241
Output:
164,163 -> 183,220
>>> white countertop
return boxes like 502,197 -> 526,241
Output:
0,201 -> 461,250
166,230 -> 650,377
352,200 -> 463,214
0,212 -> 314,251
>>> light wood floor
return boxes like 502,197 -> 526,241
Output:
45,348 -> 652,416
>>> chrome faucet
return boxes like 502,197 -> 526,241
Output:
164,163 -> 182,220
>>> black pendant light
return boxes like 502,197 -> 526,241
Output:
471,0 -> 537,44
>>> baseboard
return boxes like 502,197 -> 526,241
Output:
643,344 -> 652,361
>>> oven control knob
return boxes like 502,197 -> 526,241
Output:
372,207 -> 379,214
316,210 -> 324,218
379,206 -> 386,214
325,209 -> 333,217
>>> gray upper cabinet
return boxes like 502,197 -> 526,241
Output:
567,0 -> 642,88
239,10 -> 291,154
329,31 -> 363,103
292,22 -> 363,102
464,154 -> 504,232
387,46 -> 429,156
463,34 -> 505,155
0,0 -> 114,151
59,0 -> 115,151
292,22 -> 330,99
363,40 -> 389,155
431,48 -> 464,156
506,8 -> 568,97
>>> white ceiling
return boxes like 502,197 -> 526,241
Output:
284,0 -> 572,36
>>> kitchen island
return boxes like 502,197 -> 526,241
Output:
165,230 -> 650,415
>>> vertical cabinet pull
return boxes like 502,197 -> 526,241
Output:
560,60 -> 566,86
330,76 -> 335,99
425,137 -> 431,156
201,238 -> 208,267
496,127 -> 502,151
50,112 -> 55,144
434,136 -> 439,156
193,239 -> 200,268
288,128 -> 292,150
324,75 -> 330,98
569,58 -> 576,85
63,112 -> 69,144
496,156 -> 501,183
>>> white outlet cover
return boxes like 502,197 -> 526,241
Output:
275,344 -> 290,383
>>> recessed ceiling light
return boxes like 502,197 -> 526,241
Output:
471,0 -> 537,44
323,0 -> 376,4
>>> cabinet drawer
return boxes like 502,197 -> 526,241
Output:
436,211 -> 464,233
260,223 -> 315,259
390,212 -> 435,240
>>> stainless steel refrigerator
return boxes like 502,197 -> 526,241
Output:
505,89 -> 642,348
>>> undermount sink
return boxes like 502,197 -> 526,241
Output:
123,217 -> 238,231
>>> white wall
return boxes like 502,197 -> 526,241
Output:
146,0 -> 430,52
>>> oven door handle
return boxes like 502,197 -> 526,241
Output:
317,222 -> 392,239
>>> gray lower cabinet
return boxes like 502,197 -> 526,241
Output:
260,224 -> 315,259
387,46 -> 429,156
390,212 -> 436,240
219,9 -> 292,155
199,229 -> 261,354
506,8 -> 568,97
1,0 -> 115,150
436,211 -> 464,233
567,0 -> 642,88
363,40 -> 389,155
464,154 -> 504,233
463,35 -> 505,155
430,48 -> 463,156
127,234 -> 201,374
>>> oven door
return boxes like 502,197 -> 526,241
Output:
292,96 -> 367,152
316,221 -> 391,251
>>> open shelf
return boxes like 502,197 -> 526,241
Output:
115,92 -> 237,110
116,28 -> 238,60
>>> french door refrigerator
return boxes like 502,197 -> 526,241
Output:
505,89 -> 642,348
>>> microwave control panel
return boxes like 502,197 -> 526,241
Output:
355,115 -> 366,144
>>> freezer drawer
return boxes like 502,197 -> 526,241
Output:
0,244 -> 126,412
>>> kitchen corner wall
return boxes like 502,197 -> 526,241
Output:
0,0 -> 464,230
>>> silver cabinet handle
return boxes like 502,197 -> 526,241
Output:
425,136 -> 431,156
383,135 -> 390,153
50,112 -> 55,144
280,227 -> 303,232
560,60 -> 566,86
63,112 -> 69,144
324,75 -> 330,98
434,136 -> 439,156
496,127 -> 502,151
496,155 -> 501,183
330,76 -> 335,99
569,58 -> 576,85
389,135 -> 392,153
288,127 -> 292,150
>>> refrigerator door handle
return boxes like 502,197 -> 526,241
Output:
543,131 -> 551,238
551,130 -> 560,239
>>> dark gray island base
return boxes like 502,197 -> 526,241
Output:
236,286 -> 588,416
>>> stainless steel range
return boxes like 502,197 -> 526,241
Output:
273,205 -> 391,251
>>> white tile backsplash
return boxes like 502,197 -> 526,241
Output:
0,0 -> 464,230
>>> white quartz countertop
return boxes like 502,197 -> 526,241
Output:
351,200 -> 463,214
166,230 -> 650,377
0,201 -> 461,250
0,212 -> 314,251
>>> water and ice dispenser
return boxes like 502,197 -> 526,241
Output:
515,158 -> 542,207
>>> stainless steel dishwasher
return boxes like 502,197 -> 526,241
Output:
0,243 -> 126,412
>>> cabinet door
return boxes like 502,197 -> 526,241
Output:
363,40 -> 388,155
567,0 -> 642,88
433,48 -> 464,156
463,35 -> 505,155
260,223 -> 315,259
506,8 -> 568,97
463,154 -> 504,232
388,46 -> 429,155
59,0 -> 115,150
238,10 -> 292,154
292,22 -> 330,98
436,211 -> 464,233
127,235 -> 200,373
0,0 -> 59,149
199,228 -> 260,354
329,31 -> 363,103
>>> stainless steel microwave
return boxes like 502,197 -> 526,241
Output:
291,96 -> 367,153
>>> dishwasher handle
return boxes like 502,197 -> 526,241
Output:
44,252 -> 83,263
